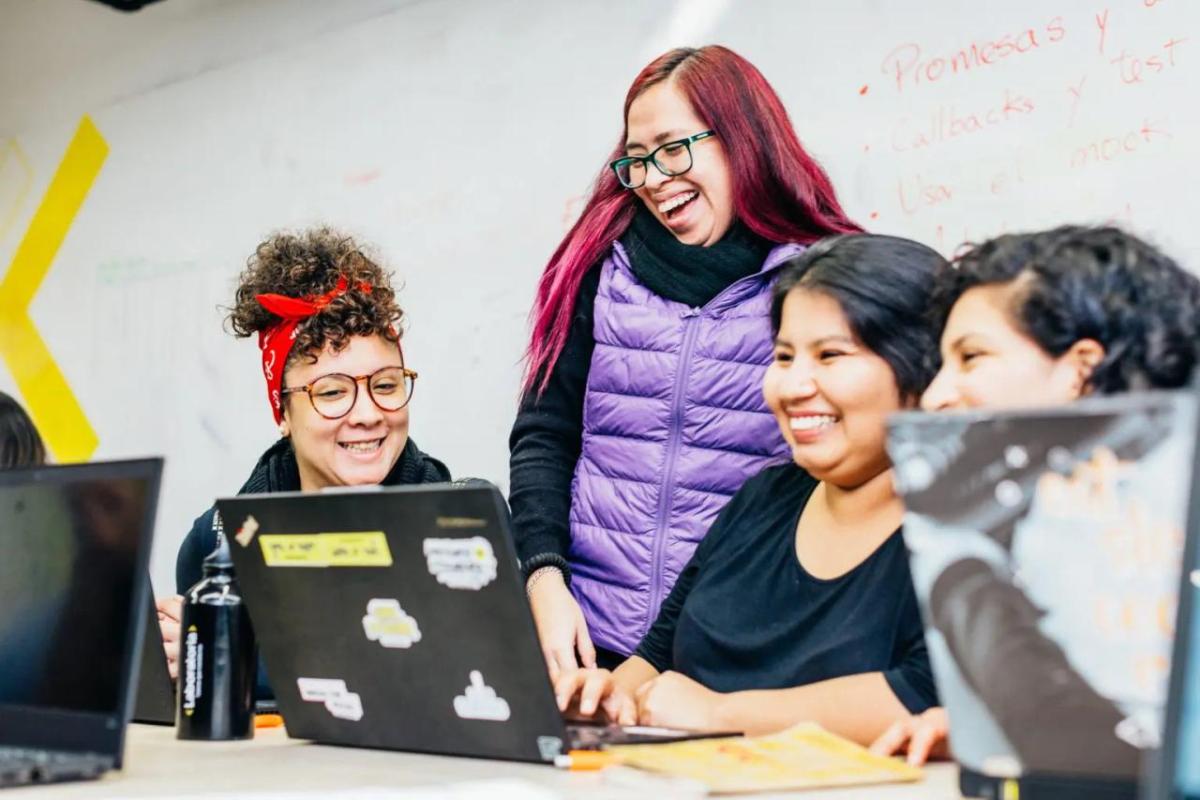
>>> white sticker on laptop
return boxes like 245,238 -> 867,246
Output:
362,598 -> 422,648
233,515 -> 259,547
296,677 -> 348,702
423,536 -> 498,590
324,691 -> 364,722
453,670 -> 511,722
296,677 -> 363,722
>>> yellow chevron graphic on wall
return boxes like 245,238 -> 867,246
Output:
0,116 -> 107,462
0,138 -> 34,244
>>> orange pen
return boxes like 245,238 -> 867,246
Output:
254,713 -> 284,729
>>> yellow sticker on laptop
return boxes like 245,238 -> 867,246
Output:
259,532 -> 392,567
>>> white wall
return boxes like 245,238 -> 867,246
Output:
1,0 -> 1197,595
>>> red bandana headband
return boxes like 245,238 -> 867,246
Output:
256,276 -> 371,424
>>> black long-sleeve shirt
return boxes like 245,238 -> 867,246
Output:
634,463 -> 938,712
507,266 -> 601,571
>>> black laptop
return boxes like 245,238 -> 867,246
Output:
1145,404 -> 1200,800
217,482 -> 728,763
0,458 -> 161,787
887,393 -> 1196,800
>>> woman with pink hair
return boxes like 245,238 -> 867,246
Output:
510,45 -> 860,676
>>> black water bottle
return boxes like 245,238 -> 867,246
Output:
176,532 -> 256,740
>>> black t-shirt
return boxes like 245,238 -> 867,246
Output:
635,463 -> 937,714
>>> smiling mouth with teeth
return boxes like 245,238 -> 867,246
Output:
659,191 -> 697,218
340,439 -> 383,453
789,416 -> 837,432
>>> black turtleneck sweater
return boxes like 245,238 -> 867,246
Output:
175,436 -> 450,593
509,208 -> 774,578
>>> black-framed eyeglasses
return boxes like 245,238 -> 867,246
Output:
609,130 -> 716,190
280,365 -> 418,420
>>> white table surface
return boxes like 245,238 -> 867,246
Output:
7,723 -> 962,799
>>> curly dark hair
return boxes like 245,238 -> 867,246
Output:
0,391 -> 46,469
929,226 -> 1200,394
227,228 -> 403,370
771,234 -> 948,402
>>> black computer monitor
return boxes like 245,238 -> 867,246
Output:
0,459 -> 161,765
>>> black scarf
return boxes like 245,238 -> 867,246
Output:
619,204 -> 774,308
237,436 -> 450,495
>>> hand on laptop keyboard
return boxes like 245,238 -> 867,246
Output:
554,668 -> 637,725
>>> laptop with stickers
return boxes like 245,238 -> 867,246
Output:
886,393 -> 1196,800
217,482 -> 722,763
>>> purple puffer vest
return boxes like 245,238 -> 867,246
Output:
568,240 -> 802,655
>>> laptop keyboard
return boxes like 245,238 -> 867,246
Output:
566,723 -> 724,750
0,746 -> 112,788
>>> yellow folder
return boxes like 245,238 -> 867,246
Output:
605,722 -> 923,795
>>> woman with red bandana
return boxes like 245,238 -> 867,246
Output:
156,229 -> 450,688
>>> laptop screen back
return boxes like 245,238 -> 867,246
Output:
218,483 -> 569,762
0,463 -> 157,725
887,393 -> 1195,782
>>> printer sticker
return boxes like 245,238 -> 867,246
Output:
362,598 -> 422,648
452,670 -> 511,722
296,677 -> 363,722
423,536 -> 498,590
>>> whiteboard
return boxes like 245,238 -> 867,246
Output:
0,0 -> 1196,594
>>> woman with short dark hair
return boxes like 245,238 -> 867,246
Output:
923,225 -> 1200,410
875,226 -> 1200,766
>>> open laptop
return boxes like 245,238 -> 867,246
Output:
1145,403 -> 1200,800
886,393 -> 1196,800
0,458 -> 161,787
218,483 -> 729,763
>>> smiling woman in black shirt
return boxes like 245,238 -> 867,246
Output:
553,234 -> 946,745
634,465 -> 931,710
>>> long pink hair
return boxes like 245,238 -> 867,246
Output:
523,45 -> 862,394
